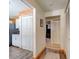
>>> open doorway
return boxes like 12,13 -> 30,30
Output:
45,16 -> 60,48
46,20 -> 51,43
9,0 -> 35,59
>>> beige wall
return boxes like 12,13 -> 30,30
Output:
45,9 -> 65,17
29,0 -> 46,58
51,20 -> 60,44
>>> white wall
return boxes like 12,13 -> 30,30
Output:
51,20 -> 60,44
29,0 -> 46,58
45,9 -> 65,17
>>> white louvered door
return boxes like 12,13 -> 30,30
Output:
21,16 -> 33,51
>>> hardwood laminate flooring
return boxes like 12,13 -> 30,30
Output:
9,46 -> 33,59
39,43 -> 66,59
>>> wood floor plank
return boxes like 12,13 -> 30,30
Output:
9,46 -> 33,59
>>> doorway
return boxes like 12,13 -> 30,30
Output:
46,20 -> 51,43
45,16 -> 60,47
9,0 -> 36,59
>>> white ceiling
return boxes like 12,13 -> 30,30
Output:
9,0 -> 68,17
9,0 -> 30,18
35,0 -> 68,11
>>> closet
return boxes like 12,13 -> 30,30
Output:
12,15 -> 33,51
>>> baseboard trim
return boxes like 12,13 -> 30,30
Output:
33,46 -> 67,59
59,48 -> 67,59
46,47 -> 67,59
33,46 -> 46,59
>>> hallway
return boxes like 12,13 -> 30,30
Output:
39,43 -> 66,59
39,49 -> 60,59
9,0 -> 70,59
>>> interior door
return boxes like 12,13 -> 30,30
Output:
21,16 -> 33,51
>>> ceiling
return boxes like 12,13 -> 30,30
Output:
9,0 -> 31,18
9,0 -> 68,18
35,0 -> 68,11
